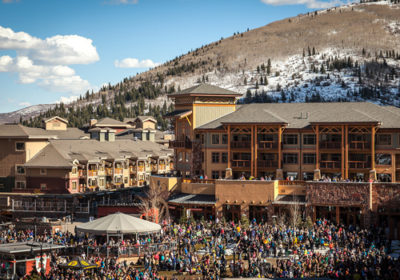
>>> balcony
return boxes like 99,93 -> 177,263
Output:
231,160 -> 251,168
87,170 -> 97,177
169,139 -> 192,149
320,141 -> 341,149
349,161 -> 371,169
349,141 -> 371,150
138,165 -> 145,172
114,168 -> 123,175
258,141 -> 278,150
320,161 -> 341,169
106,168 -> 113,176
231,141 -> 251,149
257,160 -> 278,168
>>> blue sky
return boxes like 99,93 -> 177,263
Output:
0,0 -> 350,113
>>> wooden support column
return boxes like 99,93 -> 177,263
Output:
315,125 -> 319,170
251,125 -> 254,177
345,125 -> 349,179
341,125 -> 345,179
393,153 -> 397,182
227,125 -> 231,169
371,127 -> 376,170
278,126 -> 282,169
255,125 -> 258,177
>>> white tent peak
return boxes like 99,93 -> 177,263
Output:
76,212 -> 161,235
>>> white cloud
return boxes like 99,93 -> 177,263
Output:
261,0 -> 345,9
114,58 -> 159,68
19,102 -> 31,107
0,26 -> 98,95
0,26 -> 99,65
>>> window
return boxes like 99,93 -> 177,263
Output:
376,154 -> 392,165
212,171 -> 220,179
376,134 -> 391,145
40,169 -> 47,175
221,152 -> 228,163
221,134 -> 228,144
201,134 -> 205,144
71,181 -> 77,190
15,165 -> 25,175
303,134 -> 316,145
185,153 -> 191,162
40,184 -> 47,190
201,152 -> 204,163
99,178 -> 105,187
220,170 -> 226,178
0,184 -> 4,190
124,177 -> 129,184
283,134 -> 298,145
71,167 -> 78,174
212,152 -> 220,163
303,153 -> 316,164
283,153 -> 298,164
212,134 -> 220,145
15,142 -> 25,151
178,152 -> 183,162
15,181 -> 26,189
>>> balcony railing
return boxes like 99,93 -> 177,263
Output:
257,160 -> 278,168
258,141 -> 278,150
320,161 -> 341,169
169,139 -> 192,149
231,141 -> 251,149
349,141 -> 371,150
231,160 -> 251,168
320,142 -> 341,149
87,170 -> 97,177
349,161 -> 371,169
114,168 -> 123,175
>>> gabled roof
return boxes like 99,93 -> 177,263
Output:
25,144 -> 73,168
43,116 -> 68,124
95,118 -> 131,128
136,116 -> 157,123
25,139 -> 173,168
169,83 -> 241,97
197,102 -> 400,130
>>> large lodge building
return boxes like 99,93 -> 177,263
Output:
167,84 -> 400,182
163,84 -> 400,238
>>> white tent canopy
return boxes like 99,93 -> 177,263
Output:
76,212 -> 161,237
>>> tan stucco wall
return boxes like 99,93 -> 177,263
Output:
150,176 -> 179,192
25,141 -> 49,162
45,119 -> 67,131
142,121 -> 156,130
181,182 -> 215,195
215,180 -> 276,205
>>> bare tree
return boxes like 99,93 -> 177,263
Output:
138,183 -> 169,223
289,194 -> 302,229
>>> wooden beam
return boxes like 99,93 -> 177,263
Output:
341,125 -> 345,179
345,125 -> 349,179
315,125 -> 319,170
251,125 -> 254,177
227,125 -> 231,169
371,126 -> 376,170
278,126 -> 282,169
255,125 -> 258,177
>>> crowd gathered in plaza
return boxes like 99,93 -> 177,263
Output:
0,216 -> 396,279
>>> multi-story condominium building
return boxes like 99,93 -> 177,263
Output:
0,117 -> 173,194
167,84 -> 400,182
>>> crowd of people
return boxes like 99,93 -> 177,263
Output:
1,217 -> 399,279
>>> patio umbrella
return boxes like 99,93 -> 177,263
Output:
60,256 -> 98,270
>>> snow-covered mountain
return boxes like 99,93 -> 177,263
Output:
0,104 -> 54,124
5,1 -> 400,124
